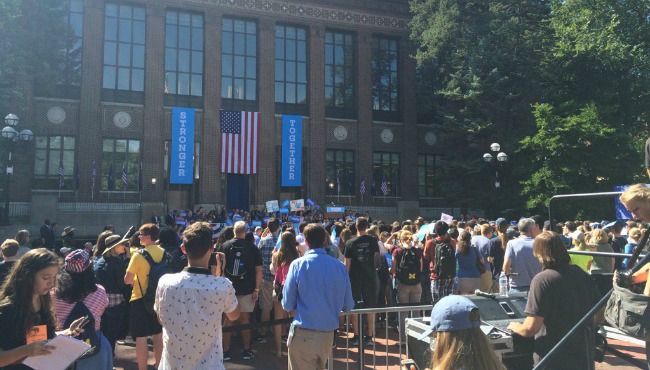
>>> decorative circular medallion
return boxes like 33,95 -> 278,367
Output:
380,128 -> 394,143
333,126 -> 348,141
47,107 -> 66,124
113,111 -> 132,129
425,131 -> 437,146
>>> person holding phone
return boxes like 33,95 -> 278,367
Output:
0,249 -> 86,369
52,250 -> 111,369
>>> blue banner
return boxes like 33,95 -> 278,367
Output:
281,115 -> 302,186
170,108 -> 195,184
327,207 -> 345,213
281,199 -> 290,208
306,198 -> 315,207
289,215 -> 301,223
280,208 -> 289,214
252,220 -> 262,227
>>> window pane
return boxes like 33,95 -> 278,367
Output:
297,41 -> 306,62
297,84 -> 306,104
222,32 -> 232,53
192,28 -> 203,50
63,137 -> 75,150
179,13 -> 190,26
178,49 -> 190,72
131,69 -> 144,91
133,21 -> 145,44
275,38 -> 284,59
191,74 -> 202,96
275,60 -> 284,81
166,72 -> 177,93
286,39 -> 296,60
245,79 -> 255,100
118,43 -> 131,66
119,19 -> 131,42
246,34 -> 256,56
222,55 -> 232,76
165,27 -> 177,47
286,62 -> 295,82
275,82 -> 284,103
62,151 -> 75,173
165,49 -> 177,70
105,18 -> 117,41
179,26 -> 190,46
104,42 -> 116,65
166,11 -> 177,25
222,18 -> 232,31
234,33 -> 245,54
191,51 -> 202,73
128,140 -> 140,153
233,78 -> 244,99
117,68 -> 130,89
106,4 -> 118,17
133,7 -> 145,20
34,148 -> 47,176
178,73 -> 189,95
192,14 -> 203,28
234,56 -> 245,77
221,78 -> 232,98
48,151 -> 61,176
246,57 -> 256,79
103,66 -> 116,88
116,140 -> 127,152
286,83 -> 295,103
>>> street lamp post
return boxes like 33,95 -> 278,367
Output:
1,114 -> 34,225
483,142 -> 508,217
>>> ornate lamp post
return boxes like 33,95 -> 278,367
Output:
1,114 -> 34,225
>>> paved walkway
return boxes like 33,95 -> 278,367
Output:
114,327 -> 646,369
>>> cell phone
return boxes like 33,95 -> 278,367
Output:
500,302 -> 516,317
400,359 -> 419,370
71,315 -> 90,332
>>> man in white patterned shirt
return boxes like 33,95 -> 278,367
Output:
154,222 -> 240,370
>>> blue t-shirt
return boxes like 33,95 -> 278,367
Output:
456,247 -> 482,278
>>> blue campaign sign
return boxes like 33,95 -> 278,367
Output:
252,220 -> 262,227
327,207 -> 345,213
289,215 -> 301,223
170,108 -> 195,184
280,208 -> 289,214
281,115 -> 302,186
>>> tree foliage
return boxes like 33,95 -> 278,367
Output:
410,0 -> 650,218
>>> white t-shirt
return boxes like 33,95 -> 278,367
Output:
154,269 -> 238,370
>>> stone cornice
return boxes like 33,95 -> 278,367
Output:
184,0 -> 411,30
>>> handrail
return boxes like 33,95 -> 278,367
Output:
567,250 -> 645,258
547,191 -> 622,232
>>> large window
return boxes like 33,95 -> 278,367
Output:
221,18 -> 257,112
101,139 -> 140,191
275,25 -> 308,115
418,154 -> 437,197
325,150 -> 355,196
372,36 -> 399,121
102,3 -> 145,103
33,136 -> 76,189
34,0 -> 83,99
373,152 -> 400,196
165,10 -> 203,108
324,31 -> 355,119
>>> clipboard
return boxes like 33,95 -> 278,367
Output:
22,335 -> 92,370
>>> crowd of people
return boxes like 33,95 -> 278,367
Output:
0,183 -> 649,369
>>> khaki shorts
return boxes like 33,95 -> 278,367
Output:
237,293 -> 256,313
259,280 -> 274,311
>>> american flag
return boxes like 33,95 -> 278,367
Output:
91,161 -> 96,189
122,163 -> 128,189
58,161 -> 64,189
380,175 -> 388,196
336,170 -> 340,194
220,110 -> 260,174
360,175 -> 366,195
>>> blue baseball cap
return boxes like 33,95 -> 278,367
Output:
495,218 -> 507,228
416,295 -> 481,340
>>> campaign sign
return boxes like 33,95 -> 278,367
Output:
327,207 -> 345,213
282,199 -> 290,208
290,199 -> 305,211
170,108 -> 195,184
281,115 -> 302,186
252,220 -> 262,227
289,215 -> 301,223
280,208 -> 289,214
266,200 -> 279,213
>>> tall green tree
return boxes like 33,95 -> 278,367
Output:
519,0 -> 650,215
410,0 -> 552,215
0,0 -> 72,109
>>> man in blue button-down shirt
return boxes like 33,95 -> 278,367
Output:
282,223 -> 354,370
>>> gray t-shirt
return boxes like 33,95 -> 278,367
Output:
589,243 -> 614,274
471,235 -> 492,274
505,236 -> 542,288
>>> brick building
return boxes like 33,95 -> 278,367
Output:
2,0 -> 443,230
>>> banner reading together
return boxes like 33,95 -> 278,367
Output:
281,115 -> 302,186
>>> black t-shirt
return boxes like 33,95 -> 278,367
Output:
487,238 -> 505,277
525,264 -> 599,369
344,234 -> 379,284
218,238 -> 263,295
0,303 -> 56,370
0,261 -> 16,285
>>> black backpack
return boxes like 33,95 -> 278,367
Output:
63,301 -> 100,357
396,248 -> 420,285
137,249 -> 173,315
433,240 -> 456,278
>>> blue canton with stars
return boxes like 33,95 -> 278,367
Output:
220,110 -> 241,134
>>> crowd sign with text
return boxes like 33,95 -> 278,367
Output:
266,200 -> 279,213
170,107 -> 195,184
290,199 -> 305,211
281,115 -> 302,186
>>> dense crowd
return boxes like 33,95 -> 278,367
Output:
0,184 -> 649,370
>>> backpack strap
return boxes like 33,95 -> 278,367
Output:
139,249 -> 155,266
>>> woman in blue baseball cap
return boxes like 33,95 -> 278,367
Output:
419,295 -> 504,370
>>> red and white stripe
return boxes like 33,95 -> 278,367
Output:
220,111 -> 259,174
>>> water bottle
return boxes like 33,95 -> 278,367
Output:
499,273 -> 508,297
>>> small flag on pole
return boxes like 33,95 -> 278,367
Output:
360,174 -> 366,195
122,163 -> 128,190
58,161 -> 65,189
91,161 -> 96,189
138,161 -> 143,192
74,162 -> 80,190
107,162 -> 115,191
380,175 -> 388,196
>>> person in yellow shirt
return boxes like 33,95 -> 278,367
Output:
568,231 -> 592,272
124,224 -> 165,370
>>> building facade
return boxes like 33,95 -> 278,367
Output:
2,0 -> 443,228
